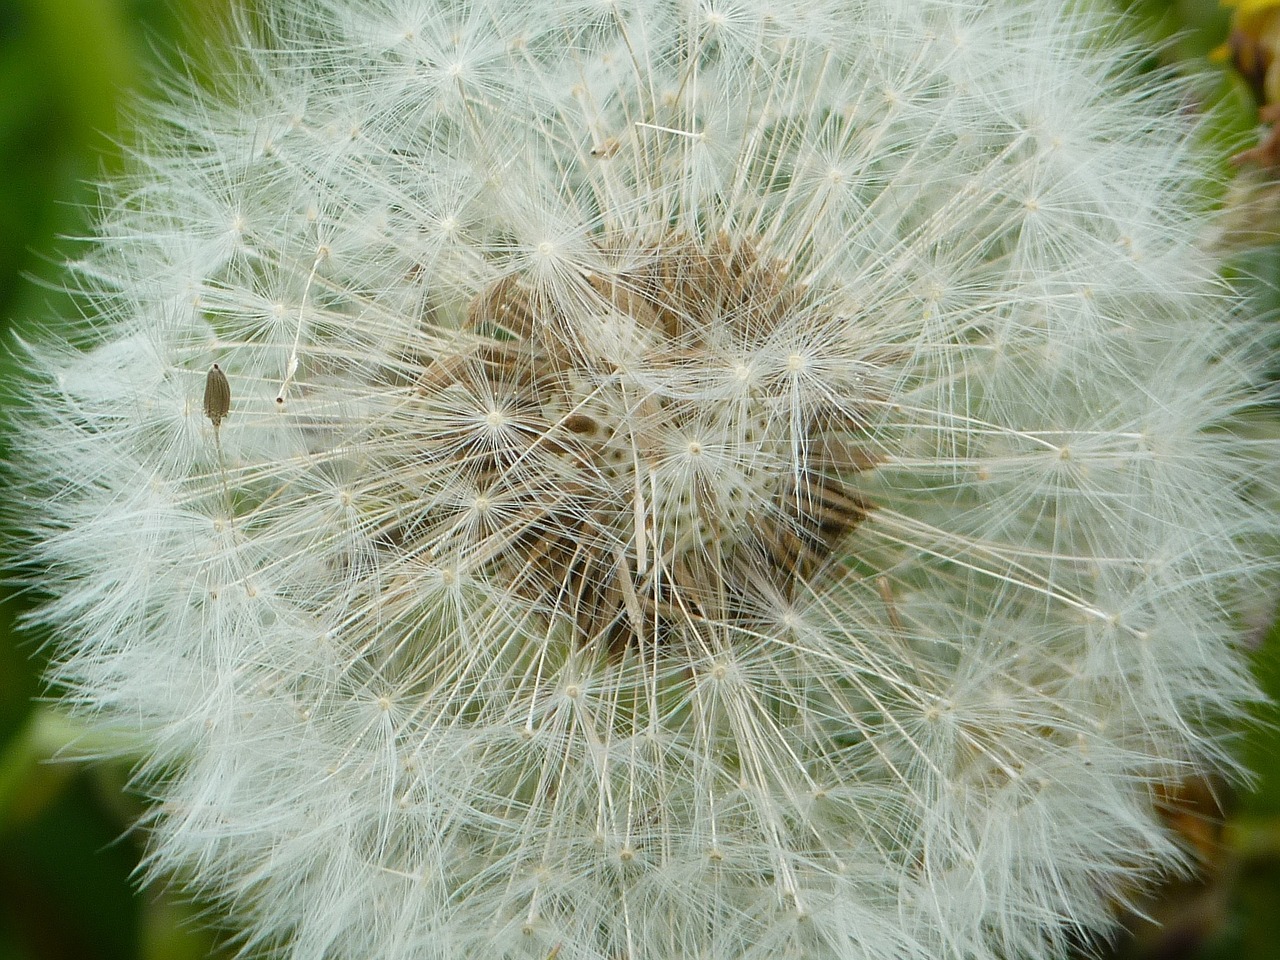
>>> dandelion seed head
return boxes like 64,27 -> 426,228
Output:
8,0 -> 1280,959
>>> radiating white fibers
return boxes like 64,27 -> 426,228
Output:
10,1 -> 1279,958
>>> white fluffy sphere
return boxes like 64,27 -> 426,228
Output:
12,1 -> 1278,959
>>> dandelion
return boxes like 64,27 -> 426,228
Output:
10,1 -> 1279,959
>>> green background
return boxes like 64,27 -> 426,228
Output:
0,1 -> 1277,958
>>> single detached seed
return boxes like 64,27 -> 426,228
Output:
204,363 -> 234,504
204,363 -> 231,430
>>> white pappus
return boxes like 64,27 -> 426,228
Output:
9,1 -> 1280,959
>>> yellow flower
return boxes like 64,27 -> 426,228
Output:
1217,0 -> 1280,105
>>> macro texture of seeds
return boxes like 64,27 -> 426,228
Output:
408,234 -> 874,654
10,1 -> 1278,959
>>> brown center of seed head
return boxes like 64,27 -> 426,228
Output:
415,234 -> 874,653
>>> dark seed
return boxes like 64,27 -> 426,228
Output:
204,363 -> 231,429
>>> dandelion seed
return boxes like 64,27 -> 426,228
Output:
203,363 -> 231,433
203,362 -> 233,508
7,2 -> 1279,960
589,138 -> 621,159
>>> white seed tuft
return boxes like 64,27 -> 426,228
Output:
8,2 -> 1279,960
